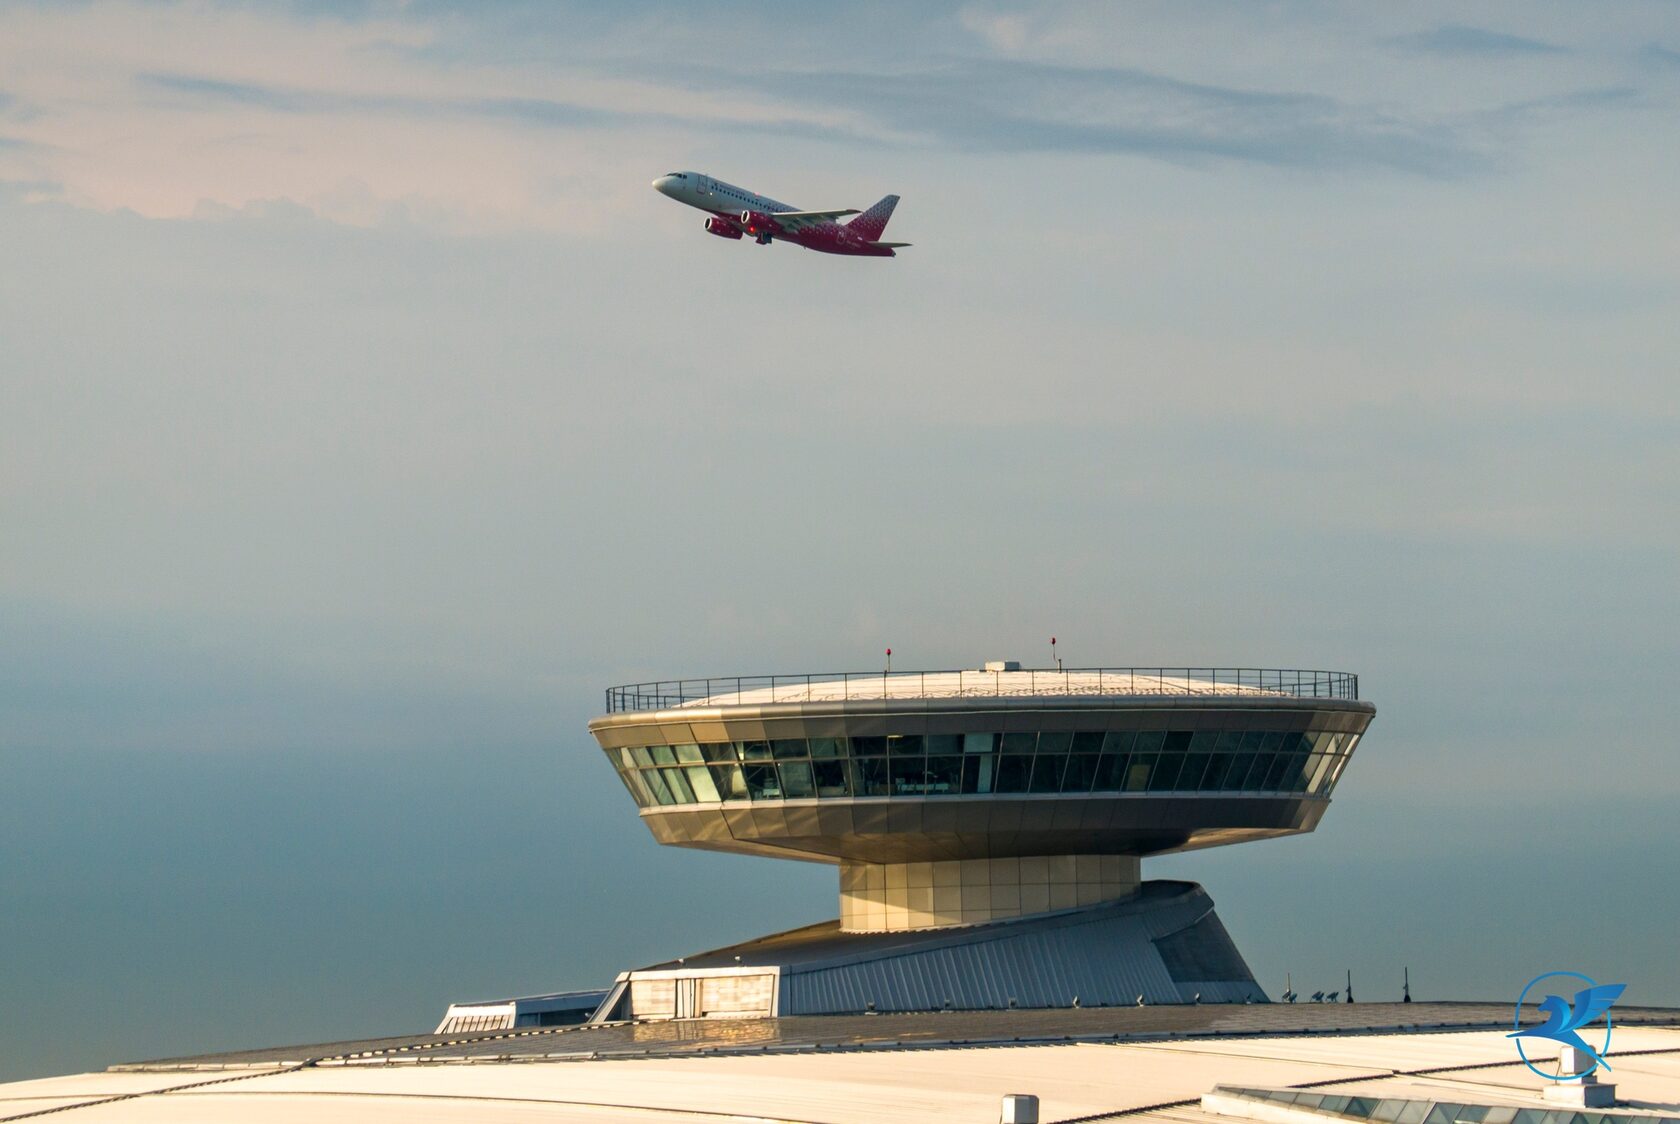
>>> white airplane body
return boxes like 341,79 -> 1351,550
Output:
652,171 -> 908,257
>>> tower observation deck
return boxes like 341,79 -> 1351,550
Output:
585,664 -> 1373,1020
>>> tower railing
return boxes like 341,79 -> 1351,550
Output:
603,668 -> 1360,713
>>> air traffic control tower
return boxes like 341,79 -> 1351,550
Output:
585,664 -> 1372,1022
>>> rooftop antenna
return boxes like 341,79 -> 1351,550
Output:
1403,966 -> 1412,1003
1346,969 -> 1354,1003
1051,636 -> 1062,672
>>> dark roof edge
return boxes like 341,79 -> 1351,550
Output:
636,880 -> 1212,973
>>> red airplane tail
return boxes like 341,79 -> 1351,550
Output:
845,194 -> 899,241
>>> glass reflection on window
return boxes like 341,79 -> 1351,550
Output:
617,726 -> 1360,802
1028,755 -> 1064,792
1124,758 -> 1153,791
813,759 -> 849,796
1001,732 -> 1036,754
993,755 -> 1031,792
1037,731 -> 1072,754
643,767 -> 674,805
1148,755 -> 1184,791
743,762 -> 780,799
856,756 -> 890,796
779,760 -> 815,798
709,762 -> 748,800
664,767 -> 695,804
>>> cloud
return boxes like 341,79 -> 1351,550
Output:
1641,43 -> 1680,70
1486,85 -> 1642,120
141,73 -> 304,110
1391,24 -> 1568,57
1,2 -> 1671,229
137,70 -> 881,152
138,56 -> 1484,177
695,58 -> 1483,174
142,70 -> 614,123
0,177 -> 61,204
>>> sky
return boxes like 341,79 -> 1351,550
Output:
3,0 -> 1679,1083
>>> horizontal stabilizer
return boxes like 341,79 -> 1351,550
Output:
868,241 -> 911,249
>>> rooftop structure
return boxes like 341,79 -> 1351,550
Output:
434,990 -> 610,1035
603,666 -> 1360,711
585,663 -> 1375,1019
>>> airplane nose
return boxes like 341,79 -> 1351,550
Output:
652,175 -> 673,196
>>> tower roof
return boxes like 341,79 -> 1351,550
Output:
603,667 -> 1359,714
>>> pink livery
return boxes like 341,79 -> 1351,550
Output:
653,171 -> 909,257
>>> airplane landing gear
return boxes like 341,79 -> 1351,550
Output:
755,233 -> 772,245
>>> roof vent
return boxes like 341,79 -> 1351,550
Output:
983,660 -> 1022,672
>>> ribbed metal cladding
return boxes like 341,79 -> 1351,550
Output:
779,882 -> 1263,1014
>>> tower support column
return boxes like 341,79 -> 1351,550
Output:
839,855 -> 1140,932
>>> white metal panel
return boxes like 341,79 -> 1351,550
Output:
699,973 -> 774,1017
630,978 -> 675,1019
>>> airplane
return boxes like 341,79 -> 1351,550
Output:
651,171 -> 909,257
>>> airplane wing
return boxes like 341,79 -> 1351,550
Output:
765,208 -> 859,233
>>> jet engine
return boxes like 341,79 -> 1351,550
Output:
704,217 -> 742,239
740,210 -> 774,233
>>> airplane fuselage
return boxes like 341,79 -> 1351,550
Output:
652,171 -> 901,257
